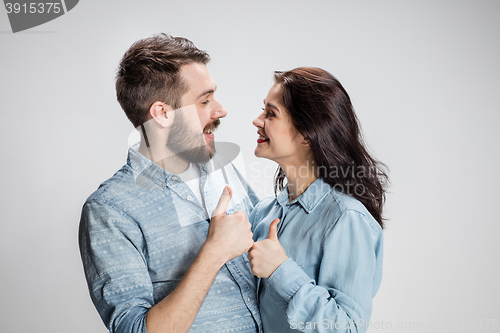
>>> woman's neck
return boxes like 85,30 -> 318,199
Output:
281,160 -> 318,201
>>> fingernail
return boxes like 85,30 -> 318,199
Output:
223,186 -> 229,194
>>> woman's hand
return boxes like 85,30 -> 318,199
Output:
248,218 -> 288,278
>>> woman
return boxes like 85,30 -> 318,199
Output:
248,67 -> 388,332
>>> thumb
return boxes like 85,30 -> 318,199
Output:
267,218 -> 280,240
211,186 -> 232,217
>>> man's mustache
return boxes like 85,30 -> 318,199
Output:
203,119 -> 221,133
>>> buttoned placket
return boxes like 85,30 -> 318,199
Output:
200,164 -> 261,330
165,170 -> 209,222
276,189 -> 298,236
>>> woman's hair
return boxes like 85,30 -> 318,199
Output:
274,67 -> 389,228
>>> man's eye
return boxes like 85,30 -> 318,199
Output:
201,100 -> 210,105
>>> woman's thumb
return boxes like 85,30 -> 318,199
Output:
267,218 -> 280,240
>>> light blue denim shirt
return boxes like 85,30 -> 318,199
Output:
79,145 -> 261,333
250,178 -> 383,333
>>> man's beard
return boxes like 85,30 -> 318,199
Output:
166,113 -> 219,164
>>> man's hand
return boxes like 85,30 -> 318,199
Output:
146,186 -> 253,333
248,218 -> 288,278
204,186 -> 254,264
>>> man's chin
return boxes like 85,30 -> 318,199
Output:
175,144 -> 213,164
208,141 -> 216,157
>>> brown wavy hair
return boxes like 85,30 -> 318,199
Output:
116,33 -> 210,128
274,67 -> 389,228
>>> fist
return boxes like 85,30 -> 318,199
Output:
206,186 -> 254,262
248,218 -> 288,278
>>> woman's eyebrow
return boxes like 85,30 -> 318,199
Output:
263,100 -> 280,112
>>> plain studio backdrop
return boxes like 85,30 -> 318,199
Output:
1,1 -> 499,332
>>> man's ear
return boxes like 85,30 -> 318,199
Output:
149,101 -> 174,127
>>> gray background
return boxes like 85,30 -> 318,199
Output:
1,1 -> 499,332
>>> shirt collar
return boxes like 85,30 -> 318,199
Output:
277,178 -> 332,214
126,144 -> 209,188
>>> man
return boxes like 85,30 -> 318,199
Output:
79,34 -> 261,333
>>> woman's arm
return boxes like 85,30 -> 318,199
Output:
250,209 -> 383,333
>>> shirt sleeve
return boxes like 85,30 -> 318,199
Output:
79,199 -> 155,333
266,209 -> 383,333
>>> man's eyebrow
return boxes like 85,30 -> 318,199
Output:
197,85 -> 217,100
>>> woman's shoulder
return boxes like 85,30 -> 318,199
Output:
249,195 -> 278,220
325,188 -> 382,233
253,195 -> 278,216
328,188 -> 366,214
257,195 -> 277,207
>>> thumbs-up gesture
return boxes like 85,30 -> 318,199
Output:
205,186 -> 254,264
248,219 -> 288,278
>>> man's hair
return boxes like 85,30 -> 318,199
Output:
116,33 -> 210,128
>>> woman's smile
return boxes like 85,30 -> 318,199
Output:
257,131 -> 269,143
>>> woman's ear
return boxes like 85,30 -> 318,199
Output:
300,135 -> 310,147
149,101 -> 174,127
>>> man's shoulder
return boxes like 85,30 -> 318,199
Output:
84,164 -> 134,205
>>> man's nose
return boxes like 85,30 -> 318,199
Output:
213,99 -> 227,119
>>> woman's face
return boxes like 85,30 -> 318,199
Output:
252,83 -> 308,165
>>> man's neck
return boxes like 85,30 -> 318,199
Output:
138,141 -> 190,174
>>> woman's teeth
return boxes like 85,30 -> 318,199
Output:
258,134 -> 269,141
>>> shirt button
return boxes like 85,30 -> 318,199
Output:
236,204 -> 240,209
186,195 -> 193,201
247,297 -> 251,302
171,176 -> 178,181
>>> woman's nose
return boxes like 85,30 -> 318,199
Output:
252,112 -> 264,128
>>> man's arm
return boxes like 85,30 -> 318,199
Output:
145,185 -> 254,332
80,186 -> 252,333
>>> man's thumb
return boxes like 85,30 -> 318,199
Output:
212,186 -> 232,217
268,218 -> 280,240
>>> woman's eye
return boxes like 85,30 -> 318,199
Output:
201,100 -> 210,105
262,107 -> 275,118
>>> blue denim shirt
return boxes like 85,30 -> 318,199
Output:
250,178 -> 383,333
79,145 -> 261,333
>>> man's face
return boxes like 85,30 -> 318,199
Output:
176,62 -> 227,159
166,106 -> 212,164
